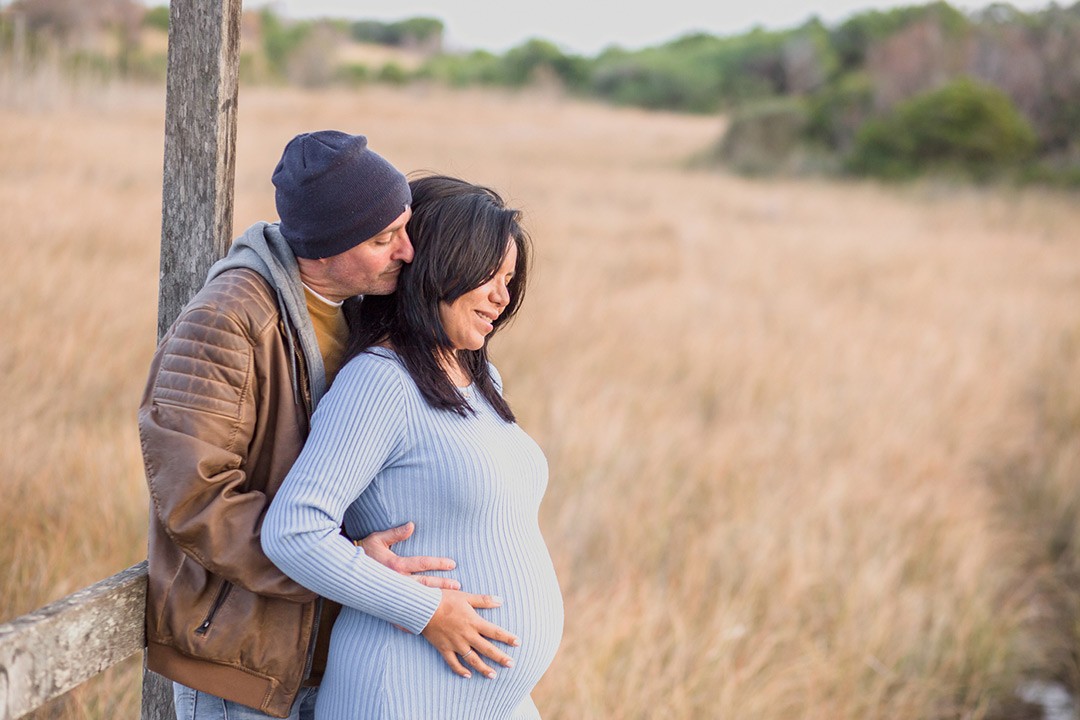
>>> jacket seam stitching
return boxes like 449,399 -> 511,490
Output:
229,348 -> 254,453
151,398 -> 239,423
159,351 -> 247,375
183,273 -> 276,343
157,365 -> 247,390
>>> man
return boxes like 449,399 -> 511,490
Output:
139,131 -> 470,720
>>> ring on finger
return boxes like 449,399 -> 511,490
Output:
461,649 -> 476,662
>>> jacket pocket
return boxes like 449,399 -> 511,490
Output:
195,581 -> 233,636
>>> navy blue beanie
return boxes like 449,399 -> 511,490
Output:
272,131 -> 411,260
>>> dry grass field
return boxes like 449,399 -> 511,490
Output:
2,79 -> 1080,719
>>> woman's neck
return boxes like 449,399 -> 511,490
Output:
438,349 -> 471,388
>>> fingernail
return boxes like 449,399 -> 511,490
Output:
492,595 -> 504,605
486,671 -> 497,680
448,561 -> 457,569
511,638 -> 520,647
462,672 -> 471,679
505,660 -> 515,668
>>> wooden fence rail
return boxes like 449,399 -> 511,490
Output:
0,564 -> 148,720
0,0 -> 241,717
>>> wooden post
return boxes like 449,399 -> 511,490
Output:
144,0 -> 242,718
156,0 -> 242,338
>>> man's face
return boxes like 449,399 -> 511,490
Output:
320,207 -> 414,300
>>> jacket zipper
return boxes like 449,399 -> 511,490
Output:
282,318 -> 314,418
195,581 -> 233,635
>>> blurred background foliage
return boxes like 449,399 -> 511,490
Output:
1,0 -> 1078,182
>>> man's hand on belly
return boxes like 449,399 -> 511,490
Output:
356,521 -> 461,590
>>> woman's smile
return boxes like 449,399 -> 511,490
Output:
440,242 -> 518,351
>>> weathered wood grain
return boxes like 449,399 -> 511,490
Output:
157,0 -> 243,338
0,563 -> 147,720
139,656 -> 174,720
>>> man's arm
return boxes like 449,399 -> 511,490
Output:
140,299 -> 315,601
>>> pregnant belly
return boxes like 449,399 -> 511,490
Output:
324,530 -> 564,719
418,532 -> 564,683
470,559 -> 563,675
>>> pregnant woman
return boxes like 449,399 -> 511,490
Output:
263,175 -> 563,719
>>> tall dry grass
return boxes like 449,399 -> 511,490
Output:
2,81 -> 1079,719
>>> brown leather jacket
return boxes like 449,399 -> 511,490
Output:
139,267 -> 333,718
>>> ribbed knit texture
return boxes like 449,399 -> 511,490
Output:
262,348 -> 563,720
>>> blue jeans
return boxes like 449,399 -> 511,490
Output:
173,683 -> 318,720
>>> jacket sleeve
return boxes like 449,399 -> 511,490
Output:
139,300 -> 316,602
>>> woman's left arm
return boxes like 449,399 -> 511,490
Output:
262,357 -> 442,633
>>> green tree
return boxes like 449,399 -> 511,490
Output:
350,17 -> 443,48
418,49 -> 504,86
143,5 -> 168,32
393,17 -> 443,47
829,1 -> 969,73
501,39 -> 589,89
849,77 -> 1037,179
261,8 -> 311,80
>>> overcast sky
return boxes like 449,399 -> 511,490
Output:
239,0 -> 1056,55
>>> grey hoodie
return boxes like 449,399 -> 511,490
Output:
206,222 -> 329,411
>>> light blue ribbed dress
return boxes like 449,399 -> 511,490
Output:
262,347 -> 563,720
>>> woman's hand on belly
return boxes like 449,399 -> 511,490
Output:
422,590 -> 521,680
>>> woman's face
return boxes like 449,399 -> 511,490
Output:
439,241 -> 518,352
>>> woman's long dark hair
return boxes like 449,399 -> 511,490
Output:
344,174 -> 530,422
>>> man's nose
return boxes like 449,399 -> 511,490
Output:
394,230 -> 415,263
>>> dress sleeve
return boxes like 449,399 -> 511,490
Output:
262,355 -> 442,634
